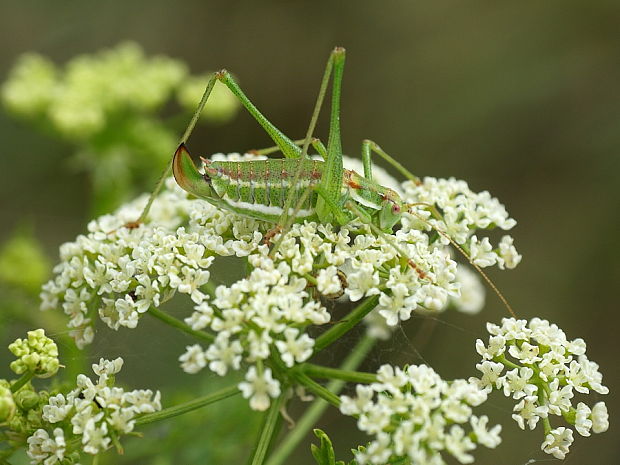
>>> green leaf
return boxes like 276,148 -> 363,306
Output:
311,429 -> 336,465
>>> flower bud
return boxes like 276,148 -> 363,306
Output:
14,389 -> 40,410
0,385 -> 16,422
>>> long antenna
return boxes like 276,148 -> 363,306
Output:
407,204 -> 517,318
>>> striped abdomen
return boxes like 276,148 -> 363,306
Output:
204,158 -> 324,222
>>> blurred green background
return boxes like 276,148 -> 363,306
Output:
0,1 -> 618,463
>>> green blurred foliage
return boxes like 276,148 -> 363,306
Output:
1,42 -> 239,215
0,227 -> 50,296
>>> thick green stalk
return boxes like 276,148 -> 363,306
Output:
148,306 -> 215,343
249,393 -> 287,465
314,295 -> 380,353
291,372 -> 341,408
300,364 -> 377,384
266,334 -> 376,465
10,372 -> 33,393
136,385 -> 239,426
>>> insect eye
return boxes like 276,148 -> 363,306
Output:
392,204 -> 401,214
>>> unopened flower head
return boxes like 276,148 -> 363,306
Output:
471,317 -> 609,459
0,383 -> 16,422
41,152 -> 519,410
340,364 -> 501,464
9,329 -> 59,378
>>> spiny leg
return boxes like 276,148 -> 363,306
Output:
361,139 -> 421,184
360,140 -> 373,180
132,74 -> 219,226
216,71 -> 301,159
363,140 -> 517,315
266,48 -> 345,254
277,48 -> 344,230
133,63 -> 314,226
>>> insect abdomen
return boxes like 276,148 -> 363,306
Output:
207,159 -> 323,221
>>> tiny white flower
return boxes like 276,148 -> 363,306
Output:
274,328 -> 314,367
497,235 -> 522,269
27,428 -> 66,465
499,367 -> 536,399
42,394 -> 72,423
469,236 -> 496,268
316,266 -> 342,296
470,415 -> 502,448
547,379 -> 574,415
444,425 -> 476,464
574,402 -> 592,436
591,402 -> 609,433
471,361 -> 504,393
541,426 -> 573,459
205,335 -> 243,376
475,335 -> 505,360
179,344 -> 207,374
507,341 -> 540,364
238,367 -> 281,411
511,395 -> 547,430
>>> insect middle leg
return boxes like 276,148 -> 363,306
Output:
361,139 -> 421,184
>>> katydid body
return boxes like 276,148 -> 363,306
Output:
173,145 -> 404,229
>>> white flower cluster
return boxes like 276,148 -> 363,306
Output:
28,357 -> 161,462
405,177 -> 521,270
471,317 -> 609,459
27,428 -> 67,465
41,152 -> 518,410
340,364 -> 501,465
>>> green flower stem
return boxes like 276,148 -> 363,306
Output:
148,306 -> 215,343
542,416 -> 552,435
300,363 -> 377,384
249,392 -> 286,465
313,295 -> 380,354
302,273 -> 318,286
496,354 -> 521,371
135,385 -> 239,426
266,334 -> 376,465
292,372 -> 341,408
10,372 -> 34,393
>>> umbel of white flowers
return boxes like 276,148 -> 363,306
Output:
340,364 -> 501,464
40,153 -> 520,412
28,357 -> 161,464
471,317 -> 609,459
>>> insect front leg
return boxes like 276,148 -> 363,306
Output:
130,74 -> 220,226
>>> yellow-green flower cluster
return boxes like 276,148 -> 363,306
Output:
1,43 -> 240,213
2,42 -> 238,138
0,383 -> 16,422
9,329 -> 59,378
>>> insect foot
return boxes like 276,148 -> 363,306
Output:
263,225 -> 283,246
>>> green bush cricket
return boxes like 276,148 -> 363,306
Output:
136,46 -> 515,314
